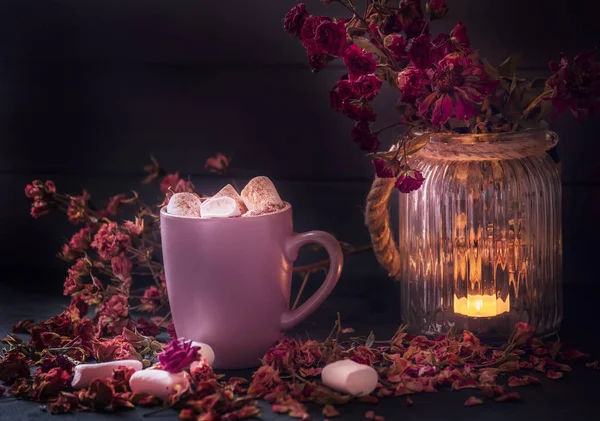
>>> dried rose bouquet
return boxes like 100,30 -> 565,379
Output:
285,0 -> 600,192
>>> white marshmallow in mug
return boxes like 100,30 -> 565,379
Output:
71,360 -> 143,389
189,341 -> 215,368
167,192 -> 202,217
321,359 -> 378,396
200,196 -> 241,218
129,369 -> 189,400
212,184 -> 248,214
241,176 -> 284,212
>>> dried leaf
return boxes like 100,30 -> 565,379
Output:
481,58 -> 499,80
365,331 -> 375,349
12,319 -> 35,334
497,54 -> 521,78
464,396 -> 484,407
352,37 -> 387,59
405,396 -> 413,406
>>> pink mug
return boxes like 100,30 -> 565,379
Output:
160,204 -> 343,369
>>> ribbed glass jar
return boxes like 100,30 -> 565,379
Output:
398,129 -> 562,340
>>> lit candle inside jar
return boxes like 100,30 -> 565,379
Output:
453,294 -> 510,318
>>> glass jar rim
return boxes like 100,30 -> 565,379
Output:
415,124 -> 555,147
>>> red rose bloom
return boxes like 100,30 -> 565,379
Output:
547,49 -> 600,119
384,34 -> 408,62
105,194 -> 126,216
430,33 -> 455,62
397,66 -> 429,104
330,79 -> 359,110
342,100 -> 377,121
284,3 -> 308,38
160,173 -> 180,193
308,53 -> 328,72
450,21 -> 470,50
408,34 -> 432,70
351,122 -> 380,152
343,44 -> 377,78
300,15 -> 331,55
111,253 -> 133,280
380,14 -> 403,35
355,74 -> 383,100
372,158 -> 402,178
100,294 -> 129,319
426,0 -> 448,20
398,0 -> 427,39
315,20 -> 347,56
395,167 -> 425,193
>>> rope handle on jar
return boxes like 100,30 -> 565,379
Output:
365,176 -> 401,280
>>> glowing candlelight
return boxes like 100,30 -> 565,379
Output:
454,294 -> 510,318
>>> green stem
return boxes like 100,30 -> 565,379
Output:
522,89 -> 553,117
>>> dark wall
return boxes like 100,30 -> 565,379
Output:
1,1 -> 599,290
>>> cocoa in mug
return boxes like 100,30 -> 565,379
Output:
160,177 -> 343,369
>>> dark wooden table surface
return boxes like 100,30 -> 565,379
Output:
1,276 -> 599,421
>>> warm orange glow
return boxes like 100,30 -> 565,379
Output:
454,294 -> 510,317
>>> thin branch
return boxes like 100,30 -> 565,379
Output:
293,244 -> 373,274
292,272 -> 311,310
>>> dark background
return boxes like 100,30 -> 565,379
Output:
1,1 -> 600,420
1,0 -> 599,304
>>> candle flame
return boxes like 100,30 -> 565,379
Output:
454,294 -> 510,318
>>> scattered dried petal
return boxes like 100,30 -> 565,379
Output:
508,375 -> 541,387
495,392 -> 521,403
323,404 -> 340,418
464,396 -> 484,406
560,349 -> 590,361
547,370 -> 564,380
585,360 -> 599,369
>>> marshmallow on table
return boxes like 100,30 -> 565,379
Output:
129,369 -> 190,400
212,184 -> 248,214
167,192 -> 202,217
321,359 -> 378,396
189,341 -> 215,369
241,176 -> 284,213
72,360 -> 143,389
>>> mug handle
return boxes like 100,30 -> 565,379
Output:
280,231 -> 343,331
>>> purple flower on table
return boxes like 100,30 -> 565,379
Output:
157,338 -> 201,373
418,53 -> 498,126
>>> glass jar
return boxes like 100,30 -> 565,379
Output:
398,129 -> 562,340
